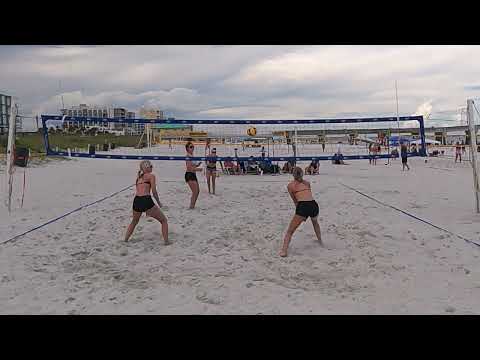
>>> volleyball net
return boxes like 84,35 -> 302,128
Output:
41,115 -> 427,162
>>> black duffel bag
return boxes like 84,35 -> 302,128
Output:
14,147 -> 29,167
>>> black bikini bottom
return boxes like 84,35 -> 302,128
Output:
185,172 -> 198,182
295,200 -> 319,219
133,195 -> 155,212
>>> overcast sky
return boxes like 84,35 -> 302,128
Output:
1,45 -> 480,131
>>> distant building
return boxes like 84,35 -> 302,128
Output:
153,124 -> 193,139
61,104 -> 110,129
59,104 -> 169,136
139,108 -> 164,121
125,111 -> 144,135
111,107 -> 127,132
0,93 -> 12,135
110,108 -> 143,135
112,107 -> 127,118
135,107 -> 165,136
61,105 -> 139,133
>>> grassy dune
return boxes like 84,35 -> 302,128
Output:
1,133 -> 141,154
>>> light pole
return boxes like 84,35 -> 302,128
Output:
395,80 -> 401,150
5,99 -> 17,213
467,99 -> 479,213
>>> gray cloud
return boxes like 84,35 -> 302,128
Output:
465,85 -> 480,91
1,45 -> 479,132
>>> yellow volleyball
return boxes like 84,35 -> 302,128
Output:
247,127 -> 257,136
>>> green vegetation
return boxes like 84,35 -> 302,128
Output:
0,132 -> 141,154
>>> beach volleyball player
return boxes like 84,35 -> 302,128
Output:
124,160 -> 169,244
185,141 -> 203,209
280,167 -> 323,257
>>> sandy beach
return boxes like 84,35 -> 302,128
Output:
1,145 -> 480,314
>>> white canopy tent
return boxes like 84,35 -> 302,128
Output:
411,138 -> 441,145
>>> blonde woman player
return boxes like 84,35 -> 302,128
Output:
280,167 -> 323,257
124,160 -> 169,244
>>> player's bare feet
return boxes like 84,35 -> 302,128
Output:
279,249 -> 288,257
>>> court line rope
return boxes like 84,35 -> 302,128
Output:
339,182 -> 480,248
1,183 -> 135,246
427,166 -> 454,172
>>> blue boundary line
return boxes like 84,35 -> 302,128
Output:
340,182 -> 480,248
1,184 -> 135,246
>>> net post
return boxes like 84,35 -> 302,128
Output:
467,99 -> 480,213
41,115 -> 51,155
292,127 -> 298,160
395,80 -> 401,152
418,116 -> 426,156
5,99 -> 16,213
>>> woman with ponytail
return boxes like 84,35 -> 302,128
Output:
280,166 -> 323,257
185,141 -> 202,209
124,160 -> 169,244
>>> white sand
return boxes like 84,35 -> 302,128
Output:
1,144 -> 480,314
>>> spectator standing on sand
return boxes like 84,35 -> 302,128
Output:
368,143 -> 373,165
400,142 -> 410,171
455,142 -> 462,163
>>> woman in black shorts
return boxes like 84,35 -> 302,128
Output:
206,147 -> 224,194
124,160 -> 169,244
185,141 -> 203,209
280,166 -> 323,257
400,142 -> 410,171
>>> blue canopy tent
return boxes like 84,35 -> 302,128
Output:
389,135 -> 413,146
